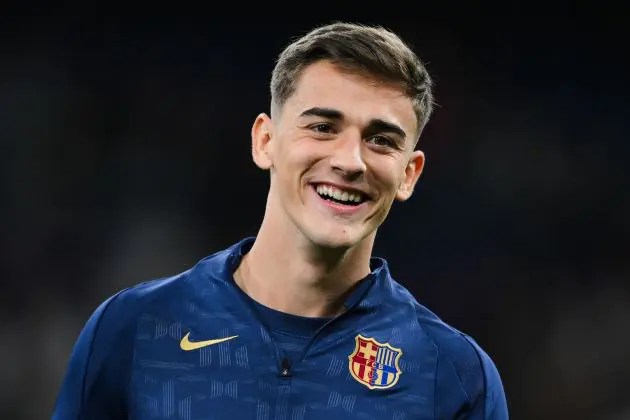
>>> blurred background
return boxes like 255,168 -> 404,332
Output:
1,9 -> 628,420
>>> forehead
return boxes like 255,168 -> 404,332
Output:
285,61 -> 417,135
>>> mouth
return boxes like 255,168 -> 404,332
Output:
310,183 -> 371,207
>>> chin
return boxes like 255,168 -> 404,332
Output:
304,225 -> 369,251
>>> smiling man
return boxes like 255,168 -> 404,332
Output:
53,22 -> 508,419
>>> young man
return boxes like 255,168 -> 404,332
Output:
53,22 -> 508,419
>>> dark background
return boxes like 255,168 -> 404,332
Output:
1,10 -> 628,420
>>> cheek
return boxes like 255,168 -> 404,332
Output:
283,139 -> 325,174
367,157 -> 406,193
274,141 -> 317,194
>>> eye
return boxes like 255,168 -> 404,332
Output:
310,123 -> 334,134
366,135 -> 396,148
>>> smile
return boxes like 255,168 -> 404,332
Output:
311,183 -> 369,208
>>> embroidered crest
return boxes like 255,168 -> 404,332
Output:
348,334 -> 402,390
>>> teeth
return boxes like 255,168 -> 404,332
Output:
315,184 -> 364,203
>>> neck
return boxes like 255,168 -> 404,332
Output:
234,210 -> 374,318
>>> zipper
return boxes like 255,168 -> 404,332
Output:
227,275 -> 292,377
227,252 -> 380,375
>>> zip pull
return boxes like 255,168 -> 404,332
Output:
280,358 -> 292,377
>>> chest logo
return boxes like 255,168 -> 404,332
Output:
348,334 -> 402,390
180,332 -> 238,351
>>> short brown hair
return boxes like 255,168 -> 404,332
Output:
270,22 -> 434,136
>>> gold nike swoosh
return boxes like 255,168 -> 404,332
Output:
179,332 -> 238,351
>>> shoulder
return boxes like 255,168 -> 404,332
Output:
414,302 -> 485,392
89,244 -> 235,339
53,245 -> 242,418
81,269 -> 194,351
389,281 -> 485,388
388,280 -> 507,417
99,240 -> 240,317
54,270 -> 197,415
104,270 -> 191,311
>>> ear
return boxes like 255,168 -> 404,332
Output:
395,150 -> 425,201
251,113 -> 274,170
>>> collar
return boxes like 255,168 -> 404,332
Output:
221,237 -> 390,312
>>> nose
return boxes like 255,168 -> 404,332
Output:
329,134 -> 367,180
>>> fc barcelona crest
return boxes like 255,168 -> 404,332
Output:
348,334 -> 403,390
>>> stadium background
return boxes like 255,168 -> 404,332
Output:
1,10 -> 628,420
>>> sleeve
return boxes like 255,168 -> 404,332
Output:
52,292 -> 133,420
478,348 -> 509,420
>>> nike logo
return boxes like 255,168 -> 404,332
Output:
179,332 -> 238,351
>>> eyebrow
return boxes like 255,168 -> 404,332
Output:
298,107 -> 408,139
299,107 -> 343,120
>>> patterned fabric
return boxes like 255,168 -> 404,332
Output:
52,237 -> 508,419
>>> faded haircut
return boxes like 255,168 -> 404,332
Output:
270,22 -> 435,136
